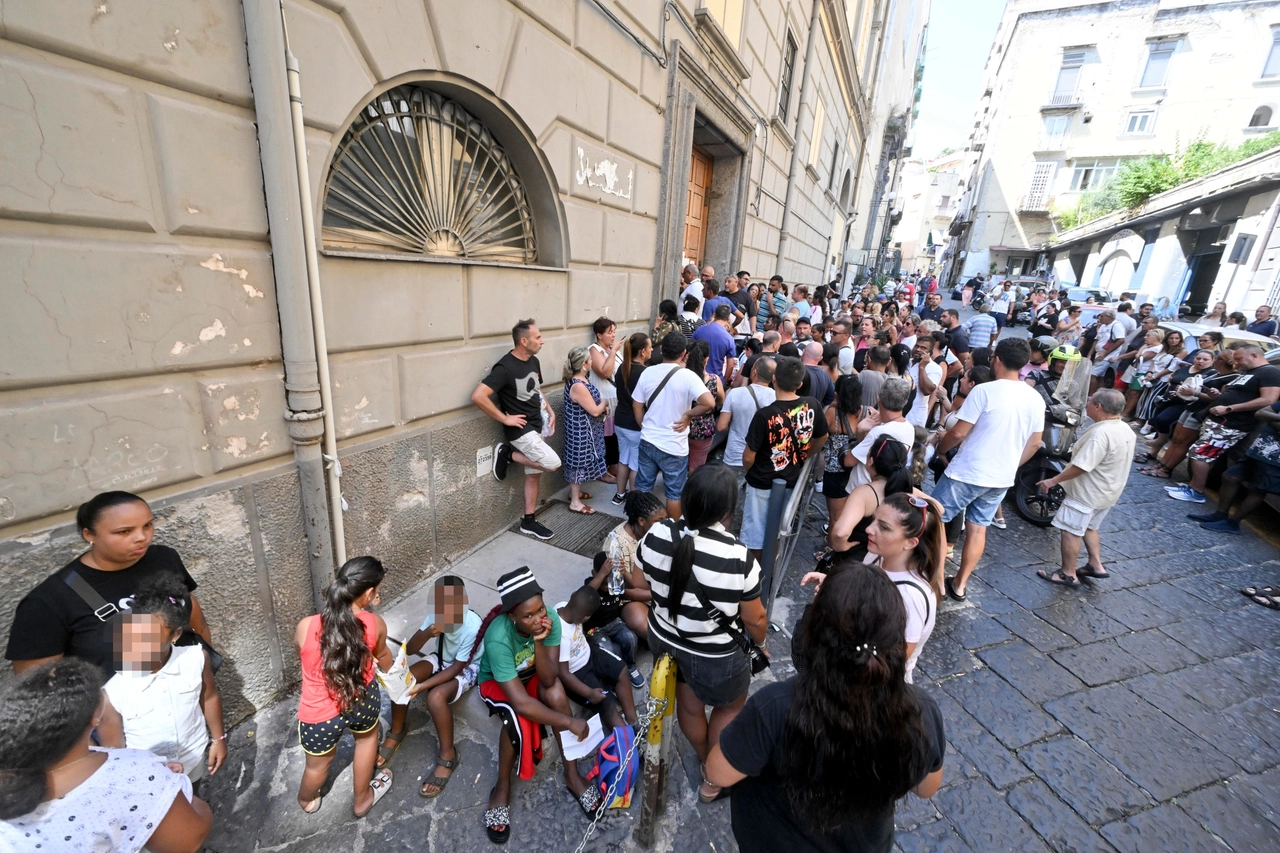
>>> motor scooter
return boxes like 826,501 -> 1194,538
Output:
1013,357 -> 1091,526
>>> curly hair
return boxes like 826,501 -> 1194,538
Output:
320,556 -> 386,712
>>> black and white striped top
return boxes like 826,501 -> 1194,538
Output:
637,519 -> 763,658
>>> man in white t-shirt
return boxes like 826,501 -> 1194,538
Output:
1114,302 -> 1137,336
679,263 -> 703,314
1089,309 -> 1126,392
718,356 -> 777,472
847,378 -> 917,492
932,338 -> 1045,600
906,333 -> 945,428
831,319 -> 856,375
632,331 -> 716,520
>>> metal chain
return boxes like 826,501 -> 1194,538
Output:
571,692 -> 669,853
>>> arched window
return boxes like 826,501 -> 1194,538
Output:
322,86 -> 538,264
1250,105 -> 1273,128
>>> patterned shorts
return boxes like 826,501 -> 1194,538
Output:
1188,421 -> 1249,465
298,681 -> 381,755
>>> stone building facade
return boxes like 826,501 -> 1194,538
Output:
0,0 -> 915,716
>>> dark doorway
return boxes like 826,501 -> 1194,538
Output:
1185,251 -> 1223,314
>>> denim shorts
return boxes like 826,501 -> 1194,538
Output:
740,484 -> 791,550
615,426 -> 642,469
649,630 -> 750,708
931,474 -> 1007,528
637,439 -> 687,500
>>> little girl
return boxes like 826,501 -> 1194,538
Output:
98,573 -> 227,781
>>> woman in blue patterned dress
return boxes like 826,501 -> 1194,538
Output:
563,346 -> 608,514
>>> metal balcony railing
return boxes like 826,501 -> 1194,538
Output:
1019,195 -> 1050,212
1046,92 -> 1081,107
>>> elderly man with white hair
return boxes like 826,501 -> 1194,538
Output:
1035,389 -> 1134,587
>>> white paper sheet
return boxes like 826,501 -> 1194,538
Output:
559,714 -> 605,761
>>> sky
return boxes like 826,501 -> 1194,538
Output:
912,0 -> 1008,160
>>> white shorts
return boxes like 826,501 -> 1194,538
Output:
421,653 -> 480,703
1051,497 -> 1111,537
511,431 -> 562,474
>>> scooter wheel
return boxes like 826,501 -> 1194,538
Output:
1014,462 -> 1063,527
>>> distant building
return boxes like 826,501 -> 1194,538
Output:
949,0 -> 1280,289
890,151 -> 964,276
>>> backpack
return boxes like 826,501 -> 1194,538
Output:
586,724 -> 640,808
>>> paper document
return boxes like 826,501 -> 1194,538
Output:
559,714 -> 605,761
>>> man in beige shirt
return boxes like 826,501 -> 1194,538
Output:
1036,389 -> 1135,586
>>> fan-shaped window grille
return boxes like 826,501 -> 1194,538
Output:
323,86 -> 537,264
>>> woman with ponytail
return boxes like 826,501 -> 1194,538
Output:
294,556 -> 394,818
636,464 -> 768,803
0,658 -> 213,852
707,564 -> 944,851
826,436 -> 919,560
612,332 -> 652,505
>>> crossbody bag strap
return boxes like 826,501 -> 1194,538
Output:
643,365 -> 681,411
64,571 -> 120,622
687,572 -> 757,656
894,578 -> 933,626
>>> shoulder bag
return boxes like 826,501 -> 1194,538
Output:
687,573 -> 770,675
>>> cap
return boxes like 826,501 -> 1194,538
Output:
497,566 -> 543,613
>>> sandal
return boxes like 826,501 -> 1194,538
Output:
355,768 -> 393,819
578,491 -> 594,500
1241,586 -> 1280,598
300,795 -> 323,814
813,546 -> 833,562
569,505 -> 597,515
945,577 -> 966,602
1140,464 -> 1172,479
698,763 -> 730,803
419,753 -> 461,798
1133,451 -> 1150,464
485,805 -> 511,844
574,784 -> 604,818
1250,595 -> 1280,610
376,730 -> 405,768
1076,564 -> 1111,580
1037,569 -> 1081,587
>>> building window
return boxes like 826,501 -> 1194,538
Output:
828,142 -> 840,190
1251,105 -> 1274,127
1051,51 -> 1084,104
1140,40 -> 1176,88
1042,114 -> 1069,147
937,195 -> 951,209
808,100 -> 826,167
1024,162 -> 1056,210
778,33 -> 798,121
1123,108 -> 1156,135
322,85 -> 537,264
1069,159 -> 1118,191
1264,28 -> 1280,78
702,0 -> 744,49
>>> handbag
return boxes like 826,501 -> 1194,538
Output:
687,574 -> 770,675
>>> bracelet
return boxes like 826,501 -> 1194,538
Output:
216,733 -> 228,741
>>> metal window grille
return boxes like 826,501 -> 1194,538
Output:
778,33 -> 798,121
1024,162 -> 1055,210
322,86 -> 537,264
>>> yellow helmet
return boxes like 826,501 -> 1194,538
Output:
1049,343 -> 1082,363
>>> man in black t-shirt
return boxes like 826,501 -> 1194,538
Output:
1172,345 -> 1280,504
472,319 -> 560,540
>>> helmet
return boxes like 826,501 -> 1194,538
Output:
1031,336 -> 1058,356
1048,343 -> 1082,363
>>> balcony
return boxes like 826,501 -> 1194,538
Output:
1042,93 -> 1083,112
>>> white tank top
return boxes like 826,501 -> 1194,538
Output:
588,343 -> 622,403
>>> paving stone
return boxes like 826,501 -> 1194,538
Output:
1127,662 -> 1255,710
993,608 -> 1078,653
1114,629 -> 1204,673
1232,766 -> 1280,830
1016,736 -> 1155,825
950,731 -> 1033,791
932,777 -> 1052,853
1159,614 -> 1258,658
894,815 -> 975,853
1131,582 -> 1224,621
1051,641 -> 1151,687
894,791 -> 940,831
1106,529 -> 1187,561
1045,683 -> 1239,801
915,635 -> 982,681
1216,698 -> 1280,773
960,577 -> 1023,614
1177,781 -> 1280,852
1035,600 -> 1131,645
1088,588 -> 1177,632
978,641 -> 1085,704
942,669 -> 1063,750
1100,802 -> 1229,853
1005,780 -> 1118,853
1216,650 -> 1280,701
942,610 -> 1015,650
982,567 -> 1070,610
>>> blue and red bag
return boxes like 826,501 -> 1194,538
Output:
585,724 -> 640,808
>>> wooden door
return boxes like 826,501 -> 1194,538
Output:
683,146 -> 713,266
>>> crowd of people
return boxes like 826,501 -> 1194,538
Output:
7,263 -> 1280,852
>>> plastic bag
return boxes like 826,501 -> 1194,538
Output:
376,641 -> 417,705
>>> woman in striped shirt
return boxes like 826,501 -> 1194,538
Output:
637,464 -> 768,803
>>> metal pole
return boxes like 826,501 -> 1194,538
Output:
636,654 -> 676,847
757,478 -> 789,612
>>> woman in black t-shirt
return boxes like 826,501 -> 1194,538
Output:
706,563 -> 945,853
5,491 -> 208,678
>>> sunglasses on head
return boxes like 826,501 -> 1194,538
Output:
906,495 -> 928,526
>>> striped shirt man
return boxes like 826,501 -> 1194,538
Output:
965,312 -> 999,350
637,519 -> 762,657
757,289 -> 789,332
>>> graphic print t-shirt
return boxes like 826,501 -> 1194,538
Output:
744,396 -> 828,489
481,352 -> 545,441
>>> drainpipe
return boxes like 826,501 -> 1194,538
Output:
241,0 -> 339,608
775,0 -> 822,273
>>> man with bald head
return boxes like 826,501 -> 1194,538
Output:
778,319 -> 801,357
800,341 -> 834,407
679,263 -> 703,313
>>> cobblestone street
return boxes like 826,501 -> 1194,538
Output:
198,463 -> 1280,853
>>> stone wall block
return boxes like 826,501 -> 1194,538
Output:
282,0 -> 376,131
510,0 -> 575,42
607,80 -> 663,166
429,415 -> 527,562
0,0 -> 254,102
468,266 -> 569,336
0,380 -> 207,528
0,57 -> 155,229
193,367 -> 290,472
319,256 -> 466,351
427,0 -> 517,92
565,200 -> 605,264
569,136 -> 636,211
252,469 -> 312,694
576,4 -> 642,87
540,126 -> 573,193
333,0 -> 439,81
503,22 -> 608,141
398,339 -> 512,423
147,95 -> 269,238
614,0 -> 664,43
602,210 -> 657,268
568,268 -> 629,326
633,162 -> 660,218
329,353 -> 399,439
627,270 -> 654,320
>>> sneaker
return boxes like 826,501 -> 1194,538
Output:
492,443 -> 512,481
1200,518 -> 1241,534
1169,486 -> 1206,503
611,491 -> 628,506
1164,482 -> 1186,492
1187,510 -> 1227,523
519,517 -> 555,540
992,517 -> 1007,529
628,665 -> 645,689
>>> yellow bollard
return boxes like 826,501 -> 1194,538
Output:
635,653 -> 676,846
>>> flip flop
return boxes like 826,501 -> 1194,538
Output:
1037,569 -> 1081,587
1242,586 -> 1280,598
1250,595 -> 1280,610
945,577 -> 966,601
419,753 -> 461,798
355,768 -> 393,819
569,505 -> 597,515
376,730 -> 405,768
300,795 -> 323,814
1076,564 -> 1111,580
1140,465 -> 1172,479
574,784 -> 604,818
698,763 -> 730,803
485,805 -> 511,844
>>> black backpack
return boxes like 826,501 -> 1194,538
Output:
1080,322 -> 1099,359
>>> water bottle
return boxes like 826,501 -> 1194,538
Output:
604,530 -> 625,596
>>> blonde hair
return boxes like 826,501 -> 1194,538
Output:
1146,329 -> 1166,343
563,345 -> 590,382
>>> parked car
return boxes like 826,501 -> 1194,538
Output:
1156,321 -> 1280,356
1065,287 -> 1111,304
